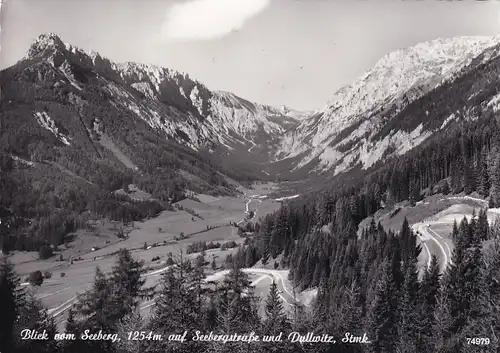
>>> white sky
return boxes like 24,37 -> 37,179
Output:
1,0 -> 500,110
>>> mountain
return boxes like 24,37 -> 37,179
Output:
8,33 -> 500,184
5,31 -> 500,251
25,33 -> 301,153
0,32 -> 306,251
275,36 -> 500,177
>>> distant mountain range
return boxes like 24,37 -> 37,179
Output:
277,36 -> 500,176
4,33 -> 500,184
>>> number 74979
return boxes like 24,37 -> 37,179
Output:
466,338 -> 490,346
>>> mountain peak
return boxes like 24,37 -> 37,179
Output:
12,32 -> 303,157
28,33 -> 67,58
278,35 -> 500,175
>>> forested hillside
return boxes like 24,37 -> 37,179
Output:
0,51 -> 233,253
250,106 -> 500,295
1,214 -> 499,353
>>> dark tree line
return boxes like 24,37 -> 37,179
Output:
0,155 -> 165,253
234,114 -> 500,352
2,219 -> 499,353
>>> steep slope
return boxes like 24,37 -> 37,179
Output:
277,36 -> 500,177
21,33 -> 302,159
0,35 -> 243,252
1,48 -> 229,191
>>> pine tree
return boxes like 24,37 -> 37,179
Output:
477,152 -> 490,198
439,215 -> 493,353
433,289 -> 454,353
260,225 -> 271,266
312,279 -> 331,334
148,258 -> 206,353
409,181 -> 418,206
203,296 -> 218,332
215,265 -> 260,333
389,233 -> 405,291
489,156 -> 500,207
115,309 -> 146,353
61,309 -> 85,353
453,217 -> 469,264
14,292 -> 58,353
463,162 -> 476,194
65,308 -> 77,334
483,239 -> 500,350
396,259 -> 419,353
0,260 -> 24,353
109,248 -> 150,319
316,193 -> 334,226
460,237 -> 494,349
474,209 -> 489,242
263,281 -> 290,334
364,261 -> 399,353
451,219 -> 459,243
450,159 -> 463,193
73,267 -> 117,353
399,217 -> 421,269
417,255 -> 441,352
334,279 -> 364,353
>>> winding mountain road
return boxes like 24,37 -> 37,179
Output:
47,263 -> 174,319
412,221 -> 454,272
236,192 -> 263,225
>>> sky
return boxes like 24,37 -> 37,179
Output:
1,0 -> 500,111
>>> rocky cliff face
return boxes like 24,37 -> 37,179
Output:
22,33 -> 303,156
276,36 -> 500,176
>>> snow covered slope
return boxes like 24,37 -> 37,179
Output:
276,36 -> 500,175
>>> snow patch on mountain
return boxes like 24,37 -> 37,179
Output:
58,61 -> 82,91
100,79 -> 215,150
34,111 -> 71,145
441,113 -> 456,129
393,123 -> 432,155
314,123 -> 435,174
487,92 -> 500,113
10,155 -> 34,167
279,105 -> 312,120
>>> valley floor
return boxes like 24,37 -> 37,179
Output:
8,182 -> 291,330
12,182 -> 496,331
